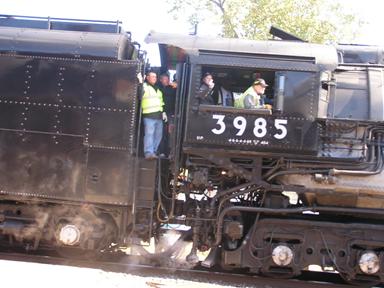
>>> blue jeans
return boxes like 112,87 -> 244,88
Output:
143,117 -> 163,156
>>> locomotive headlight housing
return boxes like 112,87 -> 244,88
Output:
359,251 -> 380,274
272,245 -> 294,266
58,224 -> 81,246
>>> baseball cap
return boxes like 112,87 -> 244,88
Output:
253,78 -> 268,87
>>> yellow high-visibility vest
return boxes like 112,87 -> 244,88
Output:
234,86 -> 260,108
142,83 -> 164,114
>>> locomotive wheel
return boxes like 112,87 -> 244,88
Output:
54,211 -> 118,260
56,225 -> 118,260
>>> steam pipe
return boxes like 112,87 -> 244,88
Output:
210,181 -> 258,209
330,135 -> 383,176
270,133 -> 384,179
266,169 -> 330,181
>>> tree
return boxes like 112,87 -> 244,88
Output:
167,0 -> 361,44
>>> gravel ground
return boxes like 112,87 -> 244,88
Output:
0,259 -> 236,288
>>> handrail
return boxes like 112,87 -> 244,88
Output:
0,14 -> 121,25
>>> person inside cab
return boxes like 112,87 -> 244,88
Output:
197,72 -> 217,105
158,72 -> 176,157
235,78 -> 272,110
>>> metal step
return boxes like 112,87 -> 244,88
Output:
135,158 -> 157,207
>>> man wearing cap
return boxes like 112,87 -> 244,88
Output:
197,72 -> 218,105
238,78 -> 272,109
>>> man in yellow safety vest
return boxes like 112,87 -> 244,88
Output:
140,71 -> 167,159
235,78 -> 272,109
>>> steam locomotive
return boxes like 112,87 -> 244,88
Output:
0,14 -> 384,286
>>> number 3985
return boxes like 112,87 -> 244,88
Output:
211,115 -> 288,140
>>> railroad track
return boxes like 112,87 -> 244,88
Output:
0,249 -> 380,288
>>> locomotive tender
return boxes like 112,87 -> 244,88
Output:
1,14 -> 384,285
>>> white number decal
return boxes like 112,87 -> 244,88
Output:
211,115 -> 288,140
274,119 -> 288,139
253,118 -> 267,138
211,114 -> 226,135
233,116 -> 247,136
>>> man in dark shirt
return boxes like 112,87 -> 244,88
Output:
197,72 -> 231,106
159,73 -> 176,116
158,72 -> 176,157
197,72 -> 216,105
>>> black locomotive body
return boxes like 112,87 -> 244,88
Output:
146,32 -> 384,284
1,15 -> 384,285
0,15 -> 143,254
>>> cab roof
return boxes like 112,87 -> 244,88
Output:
145,31 -> 338,71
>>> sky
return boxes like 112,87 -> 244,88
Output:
1,0 -> 383,64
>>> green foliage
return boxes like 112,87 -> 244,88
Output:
166,0 -> 361,43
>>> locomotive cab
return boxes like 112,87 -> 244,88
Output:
148,32 -> 384,285
146,31 -> 338,176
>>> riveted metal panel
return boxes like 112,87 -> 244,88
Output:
0,103 -> 25,130
85,149 -> 133,205
0,130 -> 86,200
0,56 -> 31,102
87,61 -> 136,109
368,68 -> 384,121
330,70 -> 369,120
0,54 -> 140,204
88,110 -> 131,149
0,54 -> 139,146
281,71 -> 318,120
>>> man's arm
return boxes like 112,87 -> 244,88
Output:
137,73 -> 144,100
196,84 -> 216,105
197,84 -> 213,100
243,94 -> 255,109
